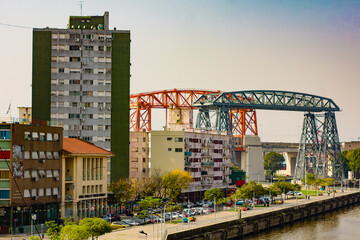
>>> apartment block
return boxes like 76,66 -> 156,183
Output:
0,123 -> 62,234
150,130 -> 232,201
129,132 -> 150,179
32,12 -> 130,181
61,138 -> 112,219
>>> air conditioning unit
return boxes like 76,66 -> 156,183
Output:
90,39 -> 94,42
39,159 -> 45,163
57,194 -> 61,199
81,118 -> 85,122
75,38 -> 80,42
106,38 -> 111,42
107,107 -> 111,111
54,177 -> 60,181
32,177 -> 38,182
81,62 -> 86,66
99,107 -> 103,110
82,107 -> 86,110
100,39 -> 104,42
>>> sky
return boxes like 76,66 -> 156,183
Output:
0,0 -> 359,143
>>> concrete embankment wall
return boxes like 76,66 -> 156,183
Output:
166,192 -> 360,240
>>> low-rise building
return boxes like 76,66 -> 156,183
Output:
61,138 -> 113,219
0,123 -> 62,234
150,130 -> 232,201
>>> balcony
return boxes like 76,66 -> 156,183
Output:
65,176 -> 73,181
65,195 -> 73,201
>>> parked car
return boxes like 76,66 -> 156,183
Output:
109,213 -> 121,221
121,219 -> 140,226
111,221 -> 128,229
101,215 -> 110,222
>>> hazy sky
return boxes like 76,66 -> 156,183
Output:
1,0 -> 359,142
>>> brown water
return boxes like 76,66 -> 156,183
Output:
247,204 -> 360,240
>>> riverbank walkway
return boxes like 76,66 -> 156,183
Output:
0,190 -> 357,240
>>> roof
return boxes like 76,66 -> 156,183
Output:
63,138 -> 113,156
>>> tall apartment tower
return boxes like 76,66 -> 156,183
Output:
32,12 -> 130,181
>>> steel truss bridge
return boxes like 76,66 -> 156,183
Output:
129,89 -> 258,140
193,90 -> 344,180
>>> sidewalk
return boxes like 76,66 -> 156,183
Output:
0,190 -> 355,240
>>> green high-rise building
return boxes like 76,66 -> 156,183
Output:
32,12 -> 130,181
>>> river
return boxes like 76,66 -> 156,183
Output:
247,204 -> 360,240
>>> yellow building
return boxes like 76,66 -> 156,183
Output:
150,130 -> 232,201
61,138 -> 113,219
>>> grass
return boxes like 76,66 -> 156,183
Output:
168,219 -> 183,224
300,190 -> 326,196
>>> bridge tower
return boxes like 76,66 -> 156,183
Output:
294,112 -> 344,181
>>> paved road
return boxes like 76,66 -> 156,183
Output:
0,190 -> 355,240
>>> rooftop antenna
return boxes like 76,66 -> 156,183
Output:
79,0 -> 84,16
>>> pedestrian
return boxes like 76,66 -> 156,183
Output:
328,190 -> 330,196
308,195 -> 310,200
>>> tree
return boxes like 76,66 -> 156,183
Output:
273,181 -> 295,199
236,181 -> 266,199
266,185 -> 282,201
264,152 -> 285,176
108,178 -> 133,211
60,224 -> 89,240
79,218 -> 111,239
162,169 -> 192,202
348,148 -> 360,178
46,220 -> 62,240
138,196 -> 161,210
342,150 -> 350,178
204,188 -> 225,203
301,172 -> 317,189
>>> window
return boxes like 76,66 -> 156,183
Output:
131,168 -> 138,172
58,68 -> 64,73
24,189 -> 31,198
106,46 -> 111,51
167,137 -> 172,141
46,133 -> 53,141
70,57 -> 80,62
98,125 -> 104,131
87,186 -> 90,193
53,152 -> 60,160
69,80 -> 80,84
70,45 -> 80,50
82,57 -> 93,63
32,132 -> 39,141
84,46 -> 94,50
131,158 -> 138,162
71,102 -> 78,107
82,91 -> 93,96
47,152 -> 53,160
69,91 -> 80,96
83,80 -> 93,85
54,134 -> 59,141
91,185 -> 94,193
69,114 -> 80,119
24,132 -> 31,140
31,170 -> 38,178
143,158 -> 146,162
131,147 -> 138,152
82,186 -> 85,194
24,151 -> 30,160
98,46 -> 104,51
32,151 -> 39,159
46,170 -> 53,178
24,170 -> 30,178
53,187 -> 59,196
31,189 -> 37,197
100,185 -> 103,193
175,148 -> 183,152
168,148 -> 172,151
39,151 -> 46,159
175,137 -> 183,142
39,170 -> 46,178
39,188 -> 44,197
40,133 -> 46,141
83,68 -> 93,74
46,188 -> 52,196
53,170 -> 59,178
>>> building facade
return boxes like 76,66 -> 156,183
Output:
61,138 -> 112,220
32,12 -> 130,181
0,123 -> 62,234
129,132 -> 150,179
150,130 -> 232,201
